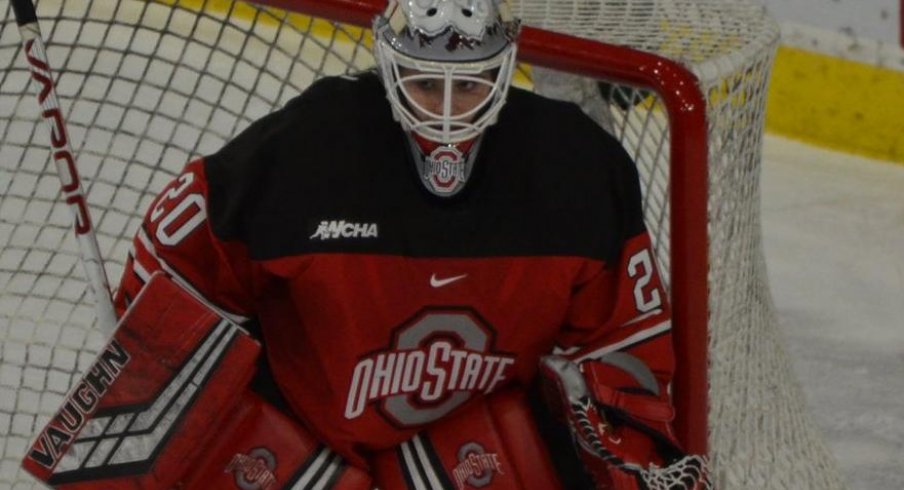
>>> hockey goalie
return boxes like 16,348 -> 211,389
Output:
22,0 -> 709,488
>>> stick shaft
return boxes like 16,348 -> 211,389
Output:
14,3 -> 119,334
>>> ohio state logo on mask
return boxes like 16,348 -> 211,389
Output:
424,145 -> 468,196
344,307 -> 515,428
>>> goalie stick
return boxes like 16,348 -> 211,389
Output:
11,0 -> 118,334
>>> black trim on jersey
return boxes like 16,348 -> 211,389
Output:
204,72 -> 645,265
395,435 -> 455,490
418,434 -> 456,489
124,255 -> 146,288
283,446 -> 344,490
121,291 -> 133,310
319,457 -> 346,490
396,443 -> 419,490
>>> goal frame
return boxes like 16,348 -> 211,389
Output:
260,0 -> 709,455
1,0 -> 709,466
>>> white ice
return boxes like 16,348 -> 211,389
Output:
761,134 -> 904,490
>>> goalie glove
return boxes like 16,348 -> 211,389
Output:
539,356 -> 711,490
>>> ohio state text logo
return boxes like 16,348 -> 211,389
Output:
225,447 -> 277,490
453,442 -> 504,489
424,145 -> 467,195
344,307 -> 515,427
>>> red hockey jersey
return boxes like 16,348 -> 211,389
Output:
114,72 -> 674,468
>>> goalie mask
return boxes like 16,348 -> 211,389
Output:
373,0 -> 520,197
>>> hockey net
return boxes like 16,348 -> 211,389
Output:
0,0 -> 845,488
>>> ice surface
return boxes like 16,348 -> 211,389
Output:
761,135 -> 904,490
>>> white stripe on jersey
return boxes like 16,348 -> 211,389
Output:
289,447 -> 340,490
135,228 -> 251,325
400,441 -> 429,490
412,434 -> 446,490
310,454 -> 342,490
571,320 -> 672,364
622,308 -> 665,327
128,245 -> 151,283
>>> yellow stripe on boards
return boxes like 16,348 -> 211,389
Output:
166,0 -> 370,47
166,1 -> 534,89
174,2 -> 904,165
767,45 -> 904,164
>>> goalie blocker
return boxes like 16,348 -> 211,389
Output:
21,273 -> 370,489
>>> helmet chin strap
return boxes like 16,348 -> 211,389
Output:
407,132 -> 483,198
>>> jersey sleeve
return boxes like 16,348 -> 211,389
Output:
558,230 -> 673,380
113,159 -> 257,323
555,139 -> 677,444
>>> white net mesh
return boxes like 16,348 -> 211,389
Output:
641,455 -> 712,490
0,0 -> 845,488
1,1 -> 372,486
514,2 -> 845,489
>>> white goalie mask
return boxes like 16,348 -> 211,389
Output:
373,0 -> 521,145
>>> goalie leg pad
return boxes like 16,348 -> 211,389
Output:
181,391 -> 371,490
371,388 -> 563,490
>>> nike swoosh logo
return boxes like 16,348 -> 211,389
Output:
430,273 -> 468,288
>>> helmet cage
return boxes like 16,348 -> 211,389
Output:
373,1 -> 520,145
376,46 -> 517,144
